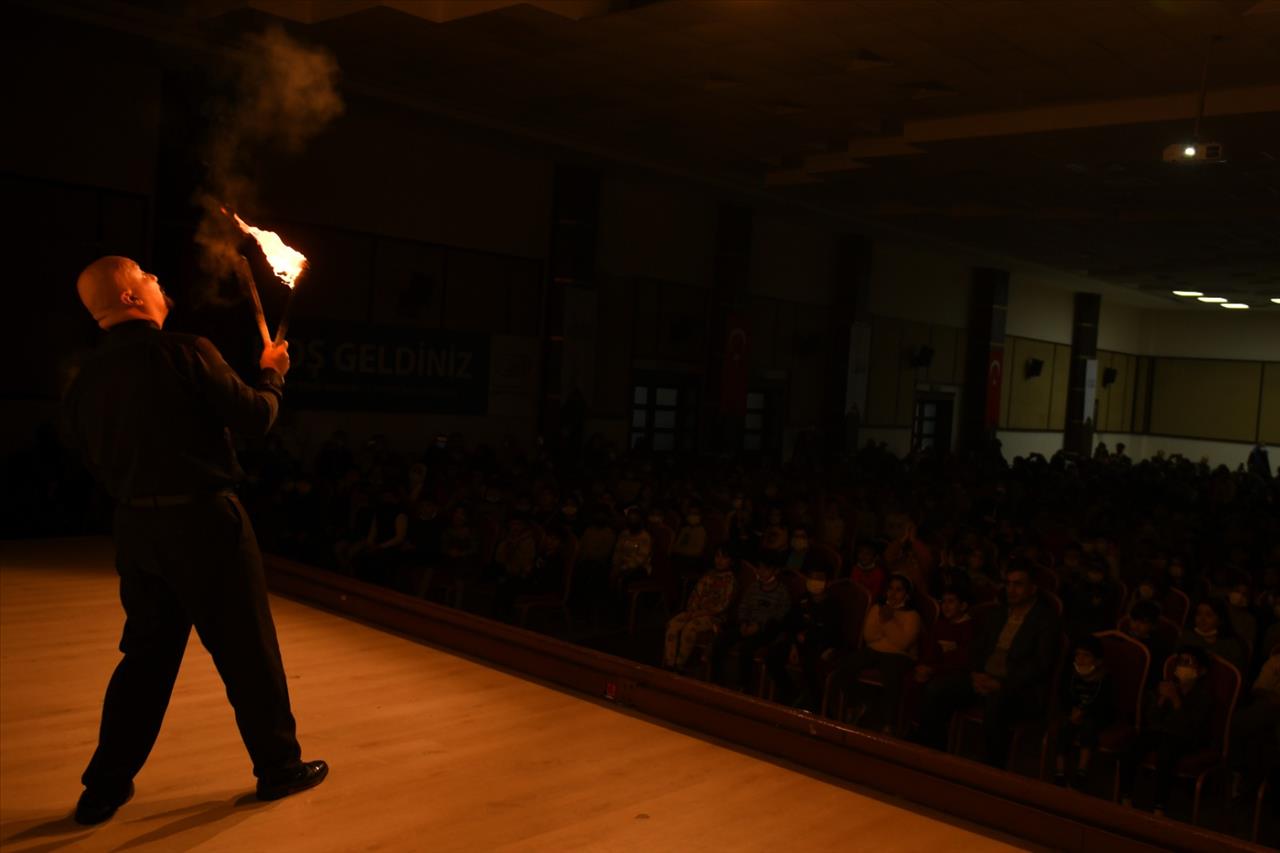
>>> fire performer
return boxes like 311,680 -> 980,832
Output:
63,256 -> 327,825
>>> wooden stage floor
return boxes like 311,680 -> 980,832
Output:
0,538 -> 1033,852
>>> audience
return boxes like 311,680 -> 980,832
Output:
29,414 -> 1276,828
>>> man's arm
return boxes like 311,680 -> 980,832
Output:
190,337 -> 287,438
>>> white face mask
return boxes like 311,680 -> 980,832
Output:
805,579 -> 827,595
1074,662 -> 1096,676
1174,665 -> 1197,684
1228,592 -> 1247,608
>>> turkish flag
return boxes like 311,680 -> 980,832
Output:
985,346 -> 1004,429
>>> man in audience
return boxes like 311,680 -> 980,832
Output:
917,562 -> 1061,766
1180,599 -> 1248,671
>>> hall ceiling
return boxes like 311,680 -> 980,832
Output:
33,1 -> 1280,307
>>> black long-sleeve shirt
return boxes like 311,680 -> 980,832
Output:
62,320 -> 283,501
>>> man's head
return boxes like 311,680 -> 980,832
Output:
1127,599 -> 1161,639
1004,562 -> 1037,607
940,586 -> 970,622
77,256 -> 171,329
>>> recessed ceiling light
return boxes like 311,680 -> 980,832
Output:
1171,290 -> 1203,297
1221,303 -> 1250,309
1197,296 -> 1228,303
1183,145 -> 1197,157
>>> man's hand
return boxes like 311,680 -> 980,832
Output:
260,340 -> 291,376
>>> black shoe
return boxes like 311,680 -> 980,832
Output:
256,760 -> 329,801
74,782 -> 134,825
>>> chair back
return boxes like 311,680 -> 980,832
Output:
1094,629 -> 1150,728
828,579 -> 870,651
1160,652 -> 1243,757
1164,587 -> 1191,628
810,542 -> 843,577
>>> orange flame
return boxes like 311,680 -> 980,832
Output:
226,209 -> 307,288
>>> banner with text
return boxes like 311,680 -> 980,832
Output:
285,320 -> 491,413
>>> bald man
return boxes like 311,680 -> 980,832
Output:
63,256 -> 326,825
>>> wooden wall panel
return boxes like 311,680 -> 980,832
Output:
747,296 -> 778,371
1260,362 -> 1280,444
927,326 -> 958,385
1049,343 -> 1071,430
1007,337 -> 1057,430
1149,359 -> 1262,442
631,280 -> 661,360
867,316 -> 903,426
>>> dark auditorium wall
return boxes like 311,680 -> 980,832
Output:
3,19 -> 1276,467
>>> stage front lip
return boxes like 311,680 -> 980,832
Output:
263,555 -> 1263,853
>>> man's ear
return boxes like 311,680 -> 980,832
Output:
119,290 -> 142,306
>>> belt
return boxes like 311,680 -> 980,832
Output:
123,489 -> 235,509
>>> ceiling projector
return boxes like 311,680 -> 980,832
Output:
1163,141 -> 1225,163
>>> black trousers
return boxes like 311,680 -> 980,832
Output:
82,494 -> 302,794
917,671 -> 1039,767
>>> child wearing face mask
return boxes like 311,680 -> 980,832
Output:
1222,573 -> 1258,654
1052,635 -> 1115,787
767,567 -> 843,711
1119,646 -> 1215,816
1178,599 -> 1247,671
610,506 -> 653,591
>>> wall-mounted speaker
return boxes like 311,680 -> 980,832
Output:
1025,357 -> 1045,378
1102,367 -> 1118,387
909,345 -> 935,368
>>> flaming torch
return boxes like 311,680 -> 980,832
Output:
224,209 -> 307,345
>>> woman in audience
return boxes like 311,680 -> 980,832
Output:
834,573 -> 922,733
662,545 -> 737,672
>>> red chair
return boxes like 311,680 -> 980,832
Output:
515,534 -> 578,631
818,580 -> 872,718
810,542 -> 843,578
1040,630 -> 1150,780
1116,614 -> 1180,656
950,633 -> 1069,771
1163,587 -> 1191,629
1111,652 -> 1242,825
